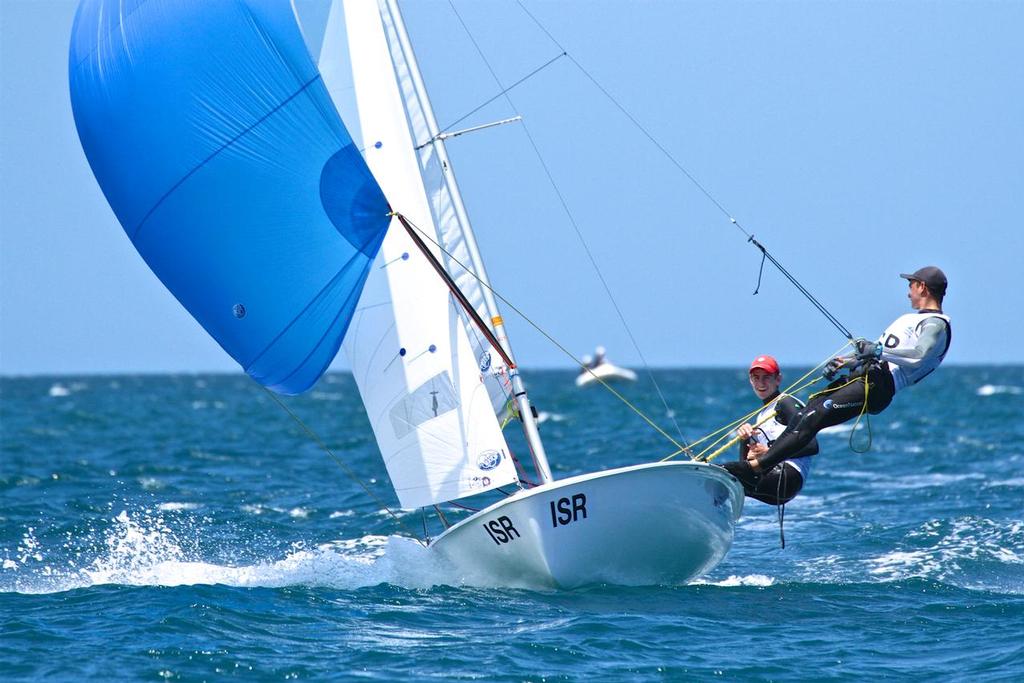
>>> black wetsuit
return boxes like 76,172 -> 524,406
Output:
743,362 -> 895,481
745,310 -> 950,478
725,393 -> 819,505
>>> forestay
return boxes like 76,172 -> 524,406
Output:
320,0 -> 519,509
69,0 -> 389,395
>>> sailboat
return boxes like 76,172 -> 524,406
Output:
68,0 -> 743,588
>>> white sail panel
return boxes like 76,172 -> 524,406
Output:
317,1 -> 361,146
329,0 -> 518,509
375,0 -> 515,416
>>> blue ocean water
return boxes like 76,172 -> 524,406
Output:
2,367 -> 1022,680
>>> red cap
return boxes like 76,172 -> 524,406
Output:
749,355 -> 780,375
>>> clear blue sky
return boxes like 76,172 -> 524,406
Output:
2,0 -> 1020,376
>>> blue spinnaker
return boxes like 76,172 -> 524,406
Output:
69,0 -> 390,394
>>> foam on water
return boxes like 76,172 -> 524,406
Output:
984,477 -> 1024,488
156,502 -> 202,512
976,384 -> 1022,396
818,422 -> 866,436
310,391 -> 345,401
787,517 -> 1024,593
870,472 -> 986,490
0,510 -> 459,596
694,574 -> 775,587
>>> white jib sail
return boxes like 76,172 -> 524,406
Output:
320,0 -> 519,509
371,0 -> 516,417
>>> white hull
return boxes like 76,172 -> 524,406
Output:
428,461 -> 743,588
575,363 -> 638,387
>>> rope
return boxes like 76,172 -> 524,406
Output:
509,449 -> 540,488
512,1 -> 854,342
777,477 -> 787,550
700,408 -> 778,463
438,50 -> 567,135
400,214 -> 689,454
432,505 -> 451,529
808,366 -> 874,454
261,387 -> 427,547
446,0 -> 690,449
690,371 -> 826,462
659,340 -> 853,462
849,375 -> 874,453
748,237 -> 854,341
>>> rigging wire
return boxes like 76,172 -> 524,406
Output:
261,387 -> 428,547
658,339 -> 853,462
401,213 -> 690,455
439,51 -> 567,135
445,0 -> 692,451
513,0 -> 855,342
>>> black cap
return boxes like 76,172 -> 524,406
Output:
900,266 -> 947,297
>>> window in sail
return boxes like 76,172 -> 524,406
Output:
389,371 -> 460,439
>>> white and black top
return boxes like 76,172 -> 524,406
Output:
877,309 -> 952,391
745,393 -> 818,481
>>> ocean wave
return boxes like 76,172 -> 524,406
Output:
189,400 -> 225,410
786,517 -> 1024,595
310,391 -> 345,401
976,384 -> 1022,396
156,502 -> 202,512
984,477 -> 1024,488
693,574 -> 775,587
870,472 -> 986,490
818,423 -> 866,436
0,511 -> 449,595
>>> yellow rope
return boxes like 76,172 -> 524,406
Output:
847,366 -> 873,453
702,408 -> 778,463
661,340 -> 854,462
804,357 -> 874,453
398,213 -> 690,454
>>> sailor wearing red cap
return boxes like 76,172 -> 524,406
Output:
728,267 -> 952,483
723,356 -> 818,505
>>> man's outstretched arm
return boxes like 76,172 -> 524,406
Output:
881,318 -> 949,368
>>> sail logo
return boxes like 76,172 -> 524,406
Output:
478,351 -> 492,372
468,476 -> 492,490
477,450 -> 504,471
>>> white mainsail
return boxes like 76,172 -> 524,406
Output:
319,0 -> 519,509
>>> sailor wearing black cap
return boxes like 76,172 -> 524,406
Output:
727,267 -> 951,482
880,267 -> 952,390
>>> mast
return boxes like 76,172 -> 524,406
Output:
384,0 -> 553,483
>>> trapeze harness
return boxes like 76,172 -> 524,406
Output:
740,394 -> 818,506
878,310 -> 953,391
750,396 -> 814,482
755,310 -> 952,473
726,393 -> 819,548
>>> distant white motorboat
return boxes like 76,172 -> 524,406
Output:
576,361 -> 639,387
